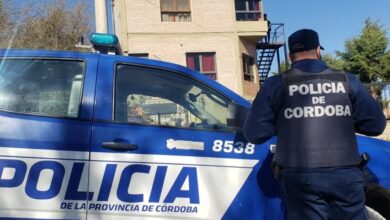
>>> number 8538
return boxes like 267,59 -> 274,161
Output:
212,140 -> 255,154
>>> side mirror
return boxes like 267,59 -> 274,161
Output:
227,102 -> 249,128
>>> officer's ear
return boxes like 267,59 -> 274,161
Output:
288,53 -> 293,62
316,47 -> 321,59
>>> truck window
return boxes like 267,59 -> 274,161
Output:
0,59 -> 84,117
115,64 -> 233,130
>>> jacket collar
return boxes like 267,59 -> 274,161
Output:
291,59 -> 328,73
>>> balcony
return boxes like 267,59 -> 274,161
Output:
236,18 -> 267,43
234,0 -> 267,42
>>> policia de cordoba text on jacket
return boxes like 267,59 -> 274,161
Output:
243,28 -> 386,219
243,58 -> 386,150
243,29 -> 386,220
243,58 -> 387,219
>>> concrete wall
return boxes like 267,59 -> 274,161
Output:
114,0 -> 266,99
124,0 -> 235,34
239,38 -> 260,99
127,34 -> 239,92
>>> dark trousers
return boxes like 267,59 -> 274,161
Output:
280,167 -> 367,220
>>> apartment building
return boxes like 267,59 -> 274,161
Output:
113,0 -> 268,100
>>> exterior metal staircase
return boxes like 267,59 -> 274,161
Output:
256,23 -> 287,84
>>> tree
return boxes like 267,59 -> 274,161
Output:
322,53 -> 344,70
338,19 -> 390,83
270,53 -> 344,75
0,0 -> 12,48
270,60 -> 291,75
279,60 -> 291,73
380,50 -> 390,80
1,0 -> 92,51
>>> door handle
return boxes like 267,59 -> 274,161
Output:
102,142 -> 138,151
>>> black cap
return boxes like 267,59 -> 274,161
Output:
288,29 -> 324,54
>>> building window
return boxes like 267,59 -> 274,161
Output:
160,0 -> 191,22
235,0 -> 261,21
128,53 -> 149,58
243,54 -> 255,82
186,53 -> 217,80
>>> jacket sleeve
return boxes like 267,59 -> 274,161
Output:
243,76 -> 282,144
348,73 -> 387,136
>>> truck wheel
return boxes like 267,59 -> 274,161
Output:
365,184 -> 390,219
366,206 -> 386,220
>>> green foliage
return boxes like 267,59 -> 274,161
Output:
322,53 -> 344,70
280,61 -> 291,73
380,51 -> 390,80
0,0 -> 91,51
272,53 -> 344,75
272,19 -> 390,81
338,19 -> 390,83
270,60 -> 291,75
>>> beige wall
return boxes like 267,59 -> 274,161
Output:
239,38 -> 260,99
113,0 -> 129,51
122,0 -> 235,34
127,34 -> 239,92
114,0 -> 266,100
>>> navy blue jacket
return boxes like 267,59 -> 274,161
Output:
243,59 -> 387,144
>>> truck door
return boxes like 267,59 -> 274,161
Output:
0,51 -> 97,219
89,56 -> 268,220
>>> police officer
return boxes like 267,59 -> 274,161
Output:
243,29 -> 386,220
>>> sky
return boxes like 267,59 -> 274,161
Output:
8,0 -> 390,71
10,0 -> 390,55
263,0 -> 390,57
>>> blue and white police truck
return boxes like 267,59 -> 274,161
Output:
0,34 -> 389,220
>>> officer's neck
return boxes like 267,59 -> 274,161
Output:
290,50 -> 320,62
292,58 -> 320,65
291,56 -> 319,63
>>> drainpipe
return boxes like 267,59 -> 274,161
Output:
95,0 -> 108,33
110,0 -> 115,34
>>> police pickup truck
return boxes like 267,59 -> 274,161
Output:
0,34 -> 389,220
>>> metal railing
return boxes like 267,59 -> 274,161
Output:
235,11 -> 262,21
269,23 -> 286,44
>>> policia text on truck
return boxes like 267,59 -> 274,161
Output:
0,33 -> 389,220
